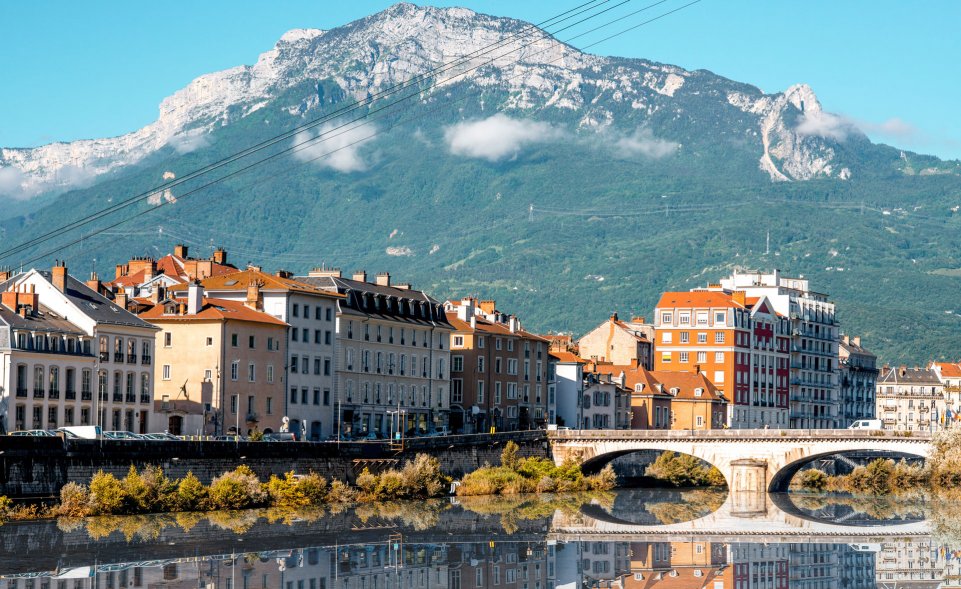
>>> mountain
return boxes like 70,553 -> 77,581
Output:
1,3 -> 960,363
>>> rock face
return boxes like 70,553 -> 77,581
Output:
0,3 -> 879,197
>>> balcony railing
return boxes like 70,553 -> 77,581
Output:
114,352 -> 124,363
140,395 -> 151,404
33,388 -> 44,399
66,389 -> 76,400
81,391 -> 92,401
99,352 -> 109,362
16,388 -> 27,398
127,354 -> 137,364
49,389 -> 60,400
113,393 -> 123,403
141,355 -> 152,365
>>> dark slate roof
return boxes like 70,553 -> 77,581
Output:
878,366 -> 941,385
35,270 -> 157,330
0,303 -> 87,335
296,275 -> 452,329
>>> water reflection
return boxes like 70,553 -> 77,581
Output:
0,491 -> 958,588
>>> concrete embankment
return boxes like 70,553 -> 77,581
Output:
0,431 -> 549,498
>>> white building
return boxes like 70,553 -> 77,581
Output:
0,264 -> 159,433
717,269 -> 840,428
876,366 -> 944,432
297,269 -> 453,437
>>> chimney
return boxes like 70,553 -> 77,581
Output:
0,267 -> 10,282
731,290 -> 746,307
1,289 -> 17,311
853,336 -> 861,347
115,264 -> 128,279
479,300 -> 496,315
395,283 -> 411,290
308,266 -> 342,278
174,244 -> 189,259
842,335 -> 850,345
86,272 -> 102,295
610,311 -> 619,322
187,281 -> 203,315
150,285 -> 163,304
508,316 -> 519,333
470,315 -> 476,330
352,270 -> 367,282
694,364 -> 701,375
212,248 -> 227,265
375,272 -> 391,287
276,269 -> 292,279
456,297 -> 475,322
899,366 -> 907,377
245,280 -> 263,311
52,261 -> 68,293
115,290 -> 129,310
631,316 -> 646,324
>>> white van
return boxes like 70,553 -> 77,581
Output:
848,419 -> 883,430
58,425 -> 103,440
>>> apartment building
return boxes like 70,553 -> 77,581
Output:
444,297 -> 548,433
623,542 -> 731,589
876,366 -> 944,432
654,290 -> 789,428
578,312 -> 654,369
2,264 -> 159,433
108,244 -> 235,300
0,278 -> 96,433
932,361 -> 961,415
178,268 -> 343,441
298,269 -> 452,438
838,335 -> 879,426
141,283 -> 288,436
715,270 -> 840,428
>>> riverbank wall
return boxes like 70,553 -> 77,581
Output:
0,431 -> 549,498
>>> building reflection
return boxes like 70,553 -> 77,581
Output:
1,537 -> 960,589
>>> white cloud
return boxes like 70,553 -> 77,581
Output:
797,112 -> 917,142
443,114 -> 562,162
292,122 -> 376,173
613,128 -> 679,158
0,166 -> 32,200
168,130 -> 210,154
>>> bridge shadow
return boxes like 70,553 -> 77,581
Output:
768,450 -> 927,492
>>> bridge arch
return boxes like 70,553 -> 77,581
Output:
767,449 -> 928,492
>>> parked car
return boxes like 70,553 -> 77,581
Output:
9,429 -> 55,437
263,432 -> 297,442
104,430 -> 144,440
848,419 -> 883,430
57,425 -> 102,439
52,428 -> 81,439
141,432 -> 181,441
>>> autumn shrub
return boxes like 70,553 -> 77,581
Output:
399,454 -> 445,498
208,465 -> 267,510
122,465 -> 177,513
176,472 -> 208,511
326,479 -> 355,503
55,482 -> 91,518
267,472 -> 327,508
88,471 -> 127,515
797,469 -> 828,491
645,452 -> 726,488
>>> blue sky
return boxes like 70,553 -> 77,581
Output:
2,0 -> 959,159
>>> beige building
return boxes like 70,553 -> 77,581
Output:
141,283 -> 288,436
578,312 -> 654,369
298,269 -> 453,438
876,366 -> 944,432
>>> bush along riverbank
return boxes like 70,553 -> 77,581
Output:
643,451 -> 726,488
455,442 -> 615,496
796,427 -> 961,496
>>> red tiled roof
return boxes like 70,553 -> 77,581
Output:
936,362 -> 961,377
446,312 -> 549,342
550,351 -> 585,364
139,297 -> 288,326
655,291 -> 743,309
170,268 -> 343,299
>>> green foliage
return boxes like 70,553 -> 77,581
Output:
458,453 -> 613,496
355,455 -> 447,501
0,496 -> 11,521
501,441 -> 520,470
645,452 -> 726,488
176,472 -> 209,511
797,469 -> 828,491
249,429 -> 265,442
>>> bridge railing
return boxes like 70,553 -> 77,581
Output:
546,428 -> 933,441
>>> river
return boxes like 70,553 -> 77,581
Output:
0,489 -> 958,588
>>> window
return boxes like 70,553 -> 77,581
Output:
292,304 -> 299,318
248,363 -> 256,382
453,335 -> 464,347
292,328 -> 299,342
313,388 -> 320,406
162,365 -> 171,380
477,357 -> 485,372
230,395 -> 237,414
291,387 -> 298,404
661,352 -> 672,363
715,332 -> 725,344
314,357 -> 321,375
314,330 -> 321,344
267,365 -> 274,383
696,351 -> 707,363
323,389 -> 330,406
326,307 -> 333,321
303,305 -> 310,318
696,415 -> 704,427
452,379 -> 463,403
249,335 -> 255,349
164,332 -> 172,347
452,356 -> 464,372
478,336 -> 485,349
477,381 -> 485,404
231,333 -> 238,347
324,358 -> 331,376
714,371 -> 725,383
696,311 -> 708,325
715,352 -> 724,363
679,352 -> 689,363
679,313 -> 690,325
662,332 -> 672,344
325,330 -> 332,345
266,397 -> 274,414
204,369 -> 212,381
231,361 -> 239,381
661,312 -> 672,324
679,332 -> 689,344
697,332 -> 707,344
291,356 -> 299,373
714,311 -> 725,324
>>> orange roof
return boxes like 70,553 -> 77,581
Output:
936,362 -> 961,377
445,311 -> 549,342
612,319 -> 651,341
655,291 -> 743,309
171,269 -> 343,299
550,351 -> 585,364
592,363 -> 726,402
139,297 -> 288,326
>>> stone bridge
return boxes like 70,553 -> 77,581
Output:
548,429 -> 932,492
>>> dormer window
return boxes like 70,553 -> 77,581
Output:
634,383 -> 644,392
694,388 -> 704,397
669,387 -> 680,395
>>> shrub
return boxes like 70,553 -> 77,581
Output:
208,465 -> 266,510
297,473 -> 328,506
645,452 -> 724,488
56,482 -> 91,518
267,472 -> 311,508
122,465 -> 177,513
0,496 -> 10,521
176,472 -> 209,511
89,471 -> 127,515
326,479 -> 355,504
355,468 -> 378,498
535,476 -> 557,493
588,465 -> 617,491
501,441 -> 521,470
400,454 -> 445,498
797,469 -> 828,491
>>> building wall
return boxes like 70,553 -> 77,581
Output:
579,319 -> 652,368
1,348 -> 97,432
670,398 -> 727,430
553,361 -> 583,429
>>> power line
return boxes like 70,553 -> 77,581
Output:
14,0 -> 706,268
0,0 -> 625,264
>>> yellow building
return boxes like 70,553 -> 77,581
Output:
141,283 -> 288,436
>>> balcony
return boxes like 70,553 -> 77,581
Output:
49,389 -> 60,400
16,388 -> 27,398
113,393 -> 123,403
65,389 -> 76,400
99,352 -> 109,362
140,395 -> 151,404
81,391 -> 92,401
33,388 -> 44,399
114,353 -> 124,363
141,355 -> 152,366
127,354 -> 137,364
